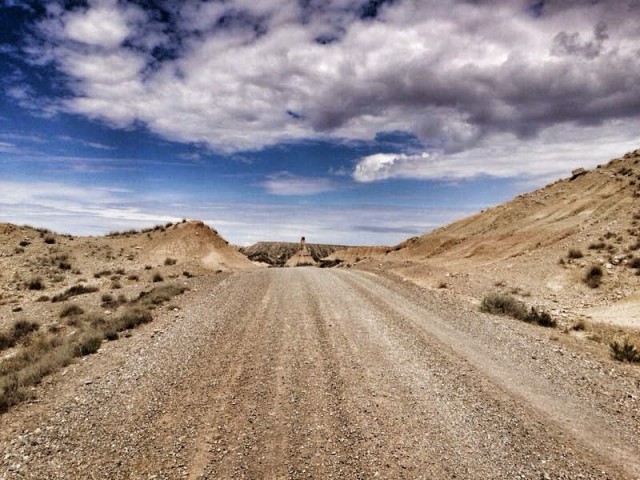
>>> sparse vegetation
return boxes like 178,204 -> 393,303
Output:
59,304 -> 84,318
43,235 -> 56,244
610,338 -> 640,363
101,293 -> 115,306
629,257 -> 640,269
134,283 -> 188,309
567,248 -> 584,259
481,292 -> 528,319
571,319 -> 587,331
164,257 -> 177,266
127,274 -> 139,281
152,272 -> 164,283
51,284 -> 99,303
0,320 -> 40,350
480,293 -> 555,327
583,265 -> 603,288
26,276 -> 45,290
117,307 -> 153,329
588,241 -> 606,250
0,278 -> 187,413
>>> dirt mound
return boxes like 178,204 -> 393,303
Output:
377,149 -> 640,326
241,242 -> 351,267
324,246 -> 390,264
285,246 -> 317,267
143,221 -> 253,271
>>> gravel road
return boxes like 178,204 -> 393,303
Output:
1,268 -> 639,479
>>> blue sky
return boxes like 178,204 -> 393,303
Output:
1,1 -> 639,245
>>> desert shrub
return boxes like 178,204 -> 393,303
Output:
115,268 -> 126,275
127,274 -> 139,281
43,236 -> 55,244
152,272 -> 164,283
104,329 -> 119,341
182,271 -> 193,278
26,277 -> 45,291
0,320 -> 40,350
19,240 -> 30,247
571,320 -> 587,331
610,338 -> 640,363
480,293 -> 555,327
58,261 -> 72,270
101,293 -> 115,306
588,241 -> 606,250
110,281 -> 122,290
630,241 -> 640,251
51,284 -> 99,303
584,265 -> 603,288
567,248 -> 584,259
480,293 -> 528,320
93,270 -> 112,279
526,307 -> 556,328
437,281 -> 448,289
118,307 -> 153,330
59,304 -> 84,318
117,293 -> 127,304
144,265 -> 152,270
604,231 -> 616,239
629,257 -> 640,269
36,295 -> 50,302
134,284 -> 187,309
73,333 -> 102,357
164,257 -> 177,266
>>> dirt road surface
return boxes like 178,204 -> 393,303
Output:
1,268 -> 639,479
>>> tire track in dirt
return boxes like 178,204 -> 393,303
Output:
336,269 -> 638,478
1,268 -> 638,479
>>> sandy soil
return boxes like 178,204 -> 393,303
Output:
1,268 -> 638,479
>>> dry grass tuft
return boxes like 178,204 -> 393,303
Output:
583,265 -> 603,288
51,284 -> 99,303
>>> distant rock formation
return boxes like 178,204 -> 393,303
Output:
285,236 -> 318,267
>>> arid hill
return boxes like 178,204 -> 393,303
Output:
0,220 -> 252,314
371,148 -> 640,329
240,241 -> 351,266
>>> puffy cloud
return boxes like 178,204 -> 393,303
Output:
18,0 -> 640,160
353,119 -> 640,183
63,0 -> 133,48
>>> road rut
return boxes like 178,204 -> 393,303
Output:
1,268 -> 639,479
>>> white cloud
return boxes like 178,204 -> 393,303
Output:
262,172 -> 337,196
63,0 -> 133,48
24,0 -> 640,157
0,180 -> 466,246
353,119 -> 640,183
